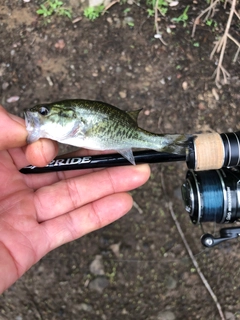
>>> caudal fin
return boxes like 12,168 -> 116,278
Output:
158,134 -> 189,155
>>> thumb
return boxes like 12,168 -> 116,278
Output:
0,105 -> 59,167
0,105 -> 27,150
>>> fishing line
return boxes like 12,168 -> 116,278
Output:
193,170 -> 224,223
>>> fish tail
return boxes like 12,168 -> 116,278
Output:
157,134 -> 189,155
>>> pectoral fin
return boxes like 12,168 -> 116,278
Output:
116,148 -> 136,165
68,121 -> 86,138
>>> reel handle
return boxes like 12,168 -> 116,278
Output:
201,227 -> 240,248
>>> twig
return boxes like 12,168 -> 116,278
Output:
210,0 -> 237,87
235,8 -> 240,20
133,200 -> 143,214
72,17 -> 82,24
192,0 -> 240,87
102,0 -> 120,15
168,202 -> 226,320
192,0 -> 220,37
154,0 -> 167,45
227,33 -> 240,62
233,46 -> 240,63
227,33 -> 240,49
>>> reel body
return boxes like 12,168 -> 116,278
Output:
181,167 -> 240,247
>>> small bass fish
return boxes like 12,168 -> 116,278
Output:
25,99 -> 188,165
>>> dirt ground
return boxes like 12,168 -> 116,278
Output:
1,1 -> 240,319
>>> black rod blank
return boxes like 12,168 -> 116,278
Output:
20,150 -> 186,174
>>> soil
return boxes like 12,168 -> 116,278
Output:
0,1 -> 240,319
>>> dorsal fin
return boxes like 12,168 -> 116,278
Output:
126,109 -> 142,122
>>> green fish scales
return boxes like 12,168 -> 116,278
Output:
25,99 -> 188,165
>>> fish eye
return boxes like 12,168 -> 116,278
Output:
38,106 -> 49,116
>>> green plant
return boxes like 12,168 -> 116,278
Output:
123,7 -> 131,14
147,8 -> 154,17
83,5 -> 105,20
158,0 -> 168,16
205,18 -> 218,29
147,0 -> 169,17
172,5 -> 190,26
127,21 -> 134,27
206,18 -> 213,26
36,0 -> 71,19
106,266 -> 117,284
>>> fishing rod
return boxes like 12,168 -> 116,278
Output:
20,131 -> 240,248
20,131 -> 240,173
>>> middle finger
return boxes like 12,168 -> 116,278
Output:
34,164 -> 150,222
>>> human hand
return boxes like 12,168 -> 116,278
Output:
0,105 -> 150,293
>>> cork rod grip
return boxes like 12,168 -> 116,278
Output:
193,133 -> 224,171
187,131 -> 240,171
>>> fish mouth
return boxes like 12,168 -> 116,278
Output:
24,110 -> 40,144
24,110 -> 38,131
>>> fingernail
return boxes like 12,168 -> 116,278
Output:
134,164 -> 151,174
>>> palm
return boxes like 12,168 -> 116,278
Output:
0,147 -> 42,285
0,145 -> 150,293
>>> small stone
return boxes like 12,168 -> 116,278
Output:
110,242 -> 121,258
169,1 -> 179,6
165,275 -> 177,289
7,96 -> 19,103
121,308 -> 128,314
2,82 -> 9,90
119,90 -> 127,98
116,66 -> 122,73
77,303 -> 93,313
107,17 -> 113,25
145,65 -> 152,72
90,255 -> 105,276
89,0 -> 103,7
182,81 -> 188,90
198,102 -> 206,110
54,39 -> 65,49
225,311 -> 235,320
157,310 -> 176,320
113,17 -> 121,28
89,276 -> 109,293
